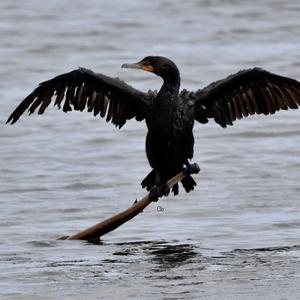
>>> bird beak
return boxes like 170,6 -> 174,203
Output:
121,62 -> 142,69
122,61 -> 154,73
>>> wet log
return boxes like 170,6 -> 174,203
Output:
59,169 -> 189,241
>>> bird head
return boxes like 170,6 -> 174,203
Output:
122,56 -> 180,85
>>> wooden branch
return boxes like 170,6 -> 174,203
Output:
59,170 -> 188,241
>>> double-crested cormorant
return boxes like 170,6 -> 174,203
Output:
7,56 -> 300,200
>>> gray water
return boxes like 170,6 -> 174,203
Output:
1,0 -> 300,299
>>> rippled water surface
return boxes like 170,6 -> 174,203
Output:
1,1 -> 300,299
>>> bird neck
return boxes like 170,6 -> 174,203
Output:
157,80 -> 180,105
161,69 -> 181,94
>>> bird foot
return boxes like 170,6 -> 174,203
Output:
149,184 -> 167,202
185,163 -> 200,175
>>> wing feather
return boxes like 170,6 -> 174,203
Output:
7,68 -> 153,128
189,68 -> 300,127
54,87 -> 66,109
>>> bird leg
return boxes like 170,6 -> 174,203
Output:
149,171 -> 167,202
185,160 -> 200,175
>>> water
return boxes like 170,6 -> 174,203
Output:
1,0 -> 300,299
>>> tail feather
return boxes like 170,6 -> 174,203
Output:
141,170 -> 196,195
172,183 -> 179,195
141,169 -> 156,191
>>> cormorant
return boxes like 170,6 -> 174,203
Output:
7,56 -> 300,200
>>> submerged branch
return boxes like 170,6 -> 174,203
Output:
59,170 -> 189,241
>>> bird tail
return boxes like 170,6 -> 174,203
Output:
141,170 -> 156,191
141,170 -> 196,195
141,170 -> 179,196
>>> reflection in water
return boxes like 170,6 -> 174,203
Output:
149,243 -> 200,271
112,241 -> 202,274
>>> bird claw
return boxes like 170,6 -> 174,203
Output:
149,184 -> 166,202
185,163 -> 200,175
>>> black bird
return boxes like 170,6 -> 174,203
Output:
7,56 -> 300,199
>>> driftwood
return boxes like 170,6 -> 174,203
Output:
59,169 -> 190,241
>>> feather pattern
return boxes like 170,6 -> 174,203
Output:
7,68 -> 153,128
187,68 -> 300,127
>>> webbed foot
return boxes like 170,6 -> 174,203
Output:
185,162 -> 200,175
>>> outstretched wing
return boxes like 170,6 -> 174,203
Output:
7,68 -> 153,128
186,68 -> 300,127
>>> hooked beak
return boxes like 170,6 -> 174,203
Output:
121,61 -> 154,73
